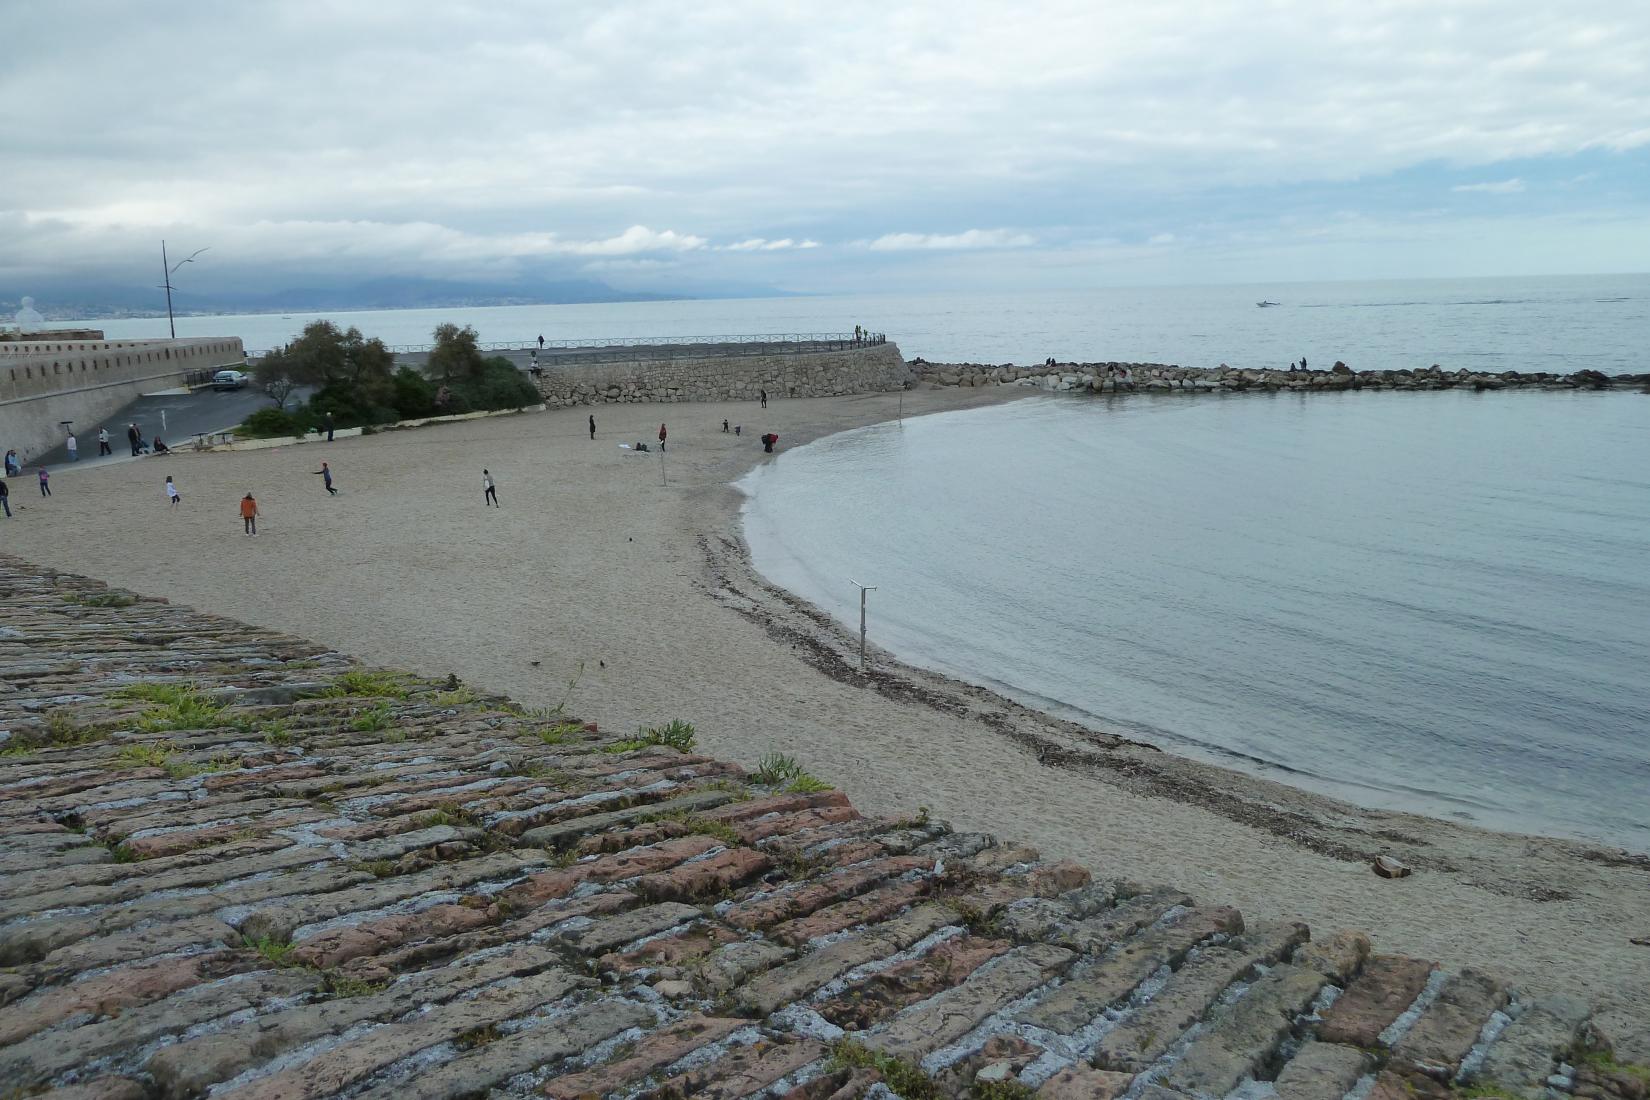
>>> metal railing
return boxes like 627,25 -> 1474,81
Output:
248,332 -> 888,362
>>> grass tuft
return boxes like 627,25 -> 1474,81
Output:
65,590 -> 137,608
828,1040 -> 943,1100
754,751 -> 833,793
601,719 -> 696,755
244,935 -> 299,967
322,670 -> 409,699
350,705 -> 393,732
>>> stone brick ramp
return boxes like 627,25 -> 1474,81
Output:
0,557 -> 1628,1099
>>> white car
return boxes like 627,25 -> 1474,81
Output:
212,369 -> 248,391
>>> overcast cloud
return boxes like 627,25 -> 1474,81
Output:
4,0 -> 1648,298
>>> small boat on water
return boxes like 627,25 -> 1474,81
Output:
1256,300 -> 1280,308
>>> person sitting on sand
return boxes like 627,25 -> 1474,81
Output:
152,436 -> 170,454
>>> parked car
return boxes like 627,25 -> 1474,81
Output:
212,369 -> 248,391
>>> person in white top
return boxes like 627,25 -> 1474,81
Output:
482,469 -> 498,507
66,433 -> 78,462
165,476 -> 181,507
98,427 -> 111,456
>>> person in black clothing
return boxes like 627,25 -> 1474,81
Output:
126,424 -> 141,456
759,388 -> 767,408
588,414 -> 596,440
538,334 -> 545,349
0,478 -> 10,518
325,412 -> 335,442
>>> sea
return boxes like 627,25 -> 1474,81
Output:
83,274 -> 1650,848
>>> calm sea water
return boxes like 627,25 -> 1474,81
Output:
740,392 -> 1650,851
84,273 -> 1649,375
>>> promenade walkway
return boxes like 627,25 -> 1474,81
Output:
0,557 -> 1630,1100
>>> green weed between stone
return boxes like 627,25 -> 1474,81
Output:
828,1040 -> 943,1100
433,686 -> 477,706
350,705 -> 393,732
1574,1052 -> 1650,1085
321,670 -> 409,699
244,935 -> 299,967
601,719 -> 696,754
133,688 -> 226,733
753,751 -> 833,793
320,970 -> 388,998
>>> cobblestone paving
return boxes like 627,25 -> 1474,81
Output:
0,557 -> 1632,1099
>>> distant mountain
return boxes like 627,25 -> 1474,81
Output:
3,276 -> 689,320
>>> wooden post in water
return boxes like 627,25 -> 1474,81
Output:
851,580 -> 877,669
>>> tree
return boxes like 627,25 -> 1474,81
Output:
277,321 -> 393,390
252,350 -> 300,409
425,323 -> 485,385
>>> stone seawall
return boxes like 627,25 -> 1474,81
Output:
913,359 -> 1648,394
2,555 -> 1639,1099
532,343 -> 909,407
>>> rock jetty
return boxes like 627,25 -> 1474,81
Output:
910,359 -> 1647,394
2,554 -> 1643,1099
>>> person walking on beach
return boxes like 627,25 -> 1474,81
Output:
165,476 -> 181,507
537,334 -> 545,349
483,469 -> 498,506
588,414 -> 596,440
313,461 -> 338,496
0,477 -> 10,518
98,427 -> 111,456
66,433 -> 78,462
38,467 -> 51,496
657,423 -> 667,451
759,388 -> 767,408
240,492 -> 259,536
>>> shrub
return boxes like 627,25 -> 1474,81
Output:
239,407 -> 301,439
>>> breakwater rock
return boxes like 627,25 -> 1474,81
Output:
533,343 -> 908,407
911,359 -> 1649,394
1,555 -> 1640,1099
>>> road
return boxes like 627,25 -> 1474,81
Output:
22,385 -> 301,469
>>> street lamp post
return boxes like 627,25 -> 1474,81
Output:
159,241 -> 209,339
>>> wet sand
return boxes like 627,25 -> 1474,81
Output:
7,388 -> 1647,1052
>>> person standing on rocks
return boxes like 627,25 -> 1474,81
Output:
658,423 -> 667,451
165,476 -> 181,508
66,433 -> 78,462
98,427 -> 111,456
589,414 -> 596,441
483,469 -> 498,507
313,461 -> 338,496
37,467 -> 50,497
240,492 -> 259,536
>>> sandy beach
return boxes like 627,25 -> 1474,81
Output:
6,388 -> 1647,1054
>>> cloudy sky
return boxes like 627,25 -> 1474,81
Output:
4,0 -> 1649,298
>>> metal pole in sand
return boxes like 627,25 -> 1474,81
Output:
850,580 -> 877,669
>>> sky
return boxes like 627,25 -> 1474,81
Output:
4,0 -> 1649,300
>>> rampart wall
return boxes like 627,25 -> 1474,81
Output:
0,337 -> 245,463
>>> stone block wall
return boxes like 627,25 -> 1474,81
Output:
531,343 -> 909,406
0,337 -> 246,462
0,555 -> 1627,1099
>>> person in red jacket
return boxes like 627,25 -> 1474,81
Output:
658,423 -> 667,451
